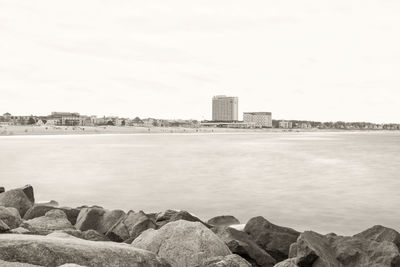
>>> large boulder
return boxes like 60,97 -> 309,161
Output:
213,226 -> 276,267
155,209 -> 207,228
54,229 -> 110,242
0,206 -> 22,229
0,260 -> 42,266
272,259 -> 297,267
290,231 -> 400,267
75,206 -> 106,231
132,220 -> 231,267
75,206 -> 126,235
244,216 -> 300,261
0,186 -> 34,217
208,215 -> 240,227
20,209 -> 74,235
200,255 -> 252,267
354,225 -> 400,250
0,219 -> 10,232
0,233 -> 170,267
105,210 -> 156,242
24,205 -> 80,225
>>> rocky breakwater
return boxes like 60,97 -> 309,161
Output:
1,185 -> 400,267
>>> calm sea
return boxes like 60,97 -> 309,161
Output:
0,131 -> 399,235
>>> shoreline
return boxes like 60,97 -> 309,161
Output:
1,125 -> 398,137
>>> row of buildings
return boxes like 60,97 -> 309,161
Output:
205,95 -> 400,130
0,112 -> 199,128
208,95 -> 273,128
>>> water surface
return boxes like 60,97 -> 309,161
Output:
1,131 -> 399,235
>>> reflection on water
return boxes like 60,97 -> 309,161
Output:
0,131 -> 399,235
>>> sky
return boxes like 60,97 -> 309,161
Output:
0,0 -> 399,123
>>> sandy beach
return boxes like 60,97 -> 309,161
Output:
0,125 -> 311,136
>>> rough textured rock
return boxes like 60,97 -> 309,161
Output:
54,229 -> 110,242
20,185 -> 35,204
0,187 -> 34,217
20,209 -> 74,235
272,259 -> 297,267
75,207 -> 125,236
106,210 -> 156,242
244,216 -> 300,261
213,226 -> 276,267
0,259 -> 42,267
292,231 -> 400,267
0,219 -> 11,232
10,227 -> 31,234
155,209 -> 207,228
75,206 -> 106,231
132,220 -> 231,267
208,215 -> 240,227
97,209 -> 126,234
0,206 -> 22,229
200,255 -> 252,267
0,233 -> 170,267
354,225 -> 400,250
24,205 -> 80,225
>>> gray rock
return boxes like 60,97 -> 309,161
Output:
54,229 -> 110,242
155,209 -> 207,228
213,226 -> 276,267
10,227 -> 31,234
0,219 -> 11,232
20,209 -> 74,235
354,225 -> 400,250
24,205 -> 80,225
106,210 -> 156,242
292,231 -> 400,267
75,207 -> 125,236
58,264 -> 86,267
20,185 -> 35,204
208,215 -> 240,227
200,254 -> 252,267
0,233 -> 170,267
0,206 -> 22,229
74,206 -> 105,231
0,187 -> 4,193
132,220 -> 231,267
244,216 -> 300,261
272,259 -> 297,267
97,209 -> 126,234
0,187 -> 34,217
0,259 -> 42,266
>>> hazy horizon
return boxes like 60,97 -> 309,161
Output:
1,0 -> 400,123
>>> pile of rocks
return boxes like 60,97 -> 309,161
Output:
1,185 -> 400,267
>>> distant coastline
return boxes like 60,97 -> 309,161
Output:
0,125 -> 398,137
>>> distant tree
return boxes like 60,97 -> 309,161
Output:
42,119 -> 47,124
28,117 -> 36,125
133,117 -> 143,124
152,120 -> 158,127
121,120 -> 126,126
107,120 -> 114,126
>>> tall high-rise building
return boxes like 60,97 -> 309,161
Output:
212,95 -> 238,121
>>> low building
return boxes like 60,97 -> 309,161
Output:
50,112 -> 83,126
243,112 -> 272,128
279,121 -> 293,129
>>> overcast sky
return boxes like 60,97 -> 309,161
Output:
1,0 -> 399,122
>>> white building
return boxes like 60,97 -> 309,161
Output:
279,121 -> 293,129
243,112 -> 272,128
212,95 -> 238,121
